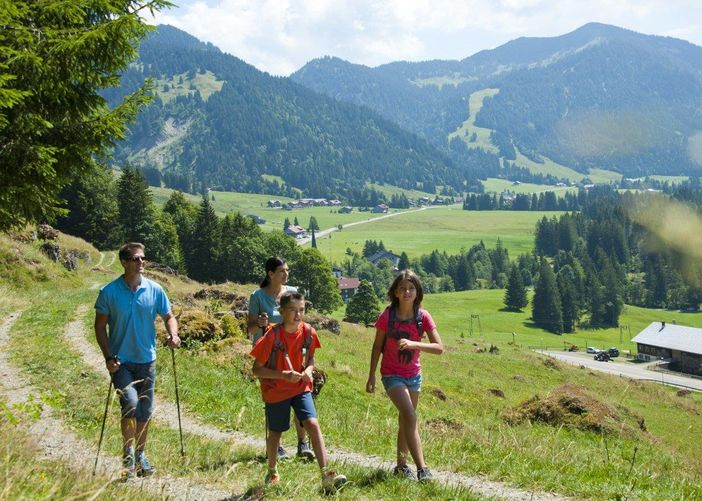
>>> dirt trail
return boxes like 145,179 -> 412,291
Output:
0,310 -> 235,500
67,305 -> 569,501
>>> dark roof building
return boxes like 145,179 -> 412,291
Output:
338,276 -> 361,302
368,249 -> 401,268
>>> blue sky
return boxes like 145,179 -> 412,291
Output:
152,0 -> 702,76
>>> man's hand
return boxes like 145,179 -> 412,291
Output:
105,356 -> 120,374
167,334 -> 181,348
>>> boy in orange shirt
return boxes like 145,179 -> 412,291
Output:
250,291 -> 347,491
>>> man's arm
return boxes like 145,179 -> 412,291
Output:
95,312 -> 119,373
162,311 -> 181,348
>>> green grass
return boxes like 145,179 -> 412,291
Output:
365,182 -> 433,200
154,70 -> 224,103
316,208 -> 558,262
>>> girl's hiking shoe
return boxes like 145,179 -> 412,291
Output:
265,469 -> 280,485
417,467 -> 433,482
321,469 -> 347,492
136,450 -> 155,477
393,464 -> 416,479
297,439 -> 315,460
277,445 -> 290,460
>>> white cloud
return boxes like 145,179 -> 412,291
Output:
153,0 -> 702,75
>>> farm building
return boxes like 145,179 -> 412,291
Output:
368,250 -> 401,268
631,321 -> 702,376
338,276 -> 360,302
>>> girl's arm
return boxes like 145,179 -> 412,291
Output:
398,328 -> 444,355
365,328 -> 385,393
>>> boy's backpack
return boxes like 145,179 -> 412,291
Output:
265,322 -> 312,373
382,305 -> 424,352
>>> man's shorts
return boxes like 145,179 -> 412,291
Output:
381,373 -> 422,393
112,361 -> 156,422
265,391 -> 317,432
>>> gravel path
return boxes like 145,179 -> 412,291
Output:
0,310 -> 235,501
67,305 -> 570,501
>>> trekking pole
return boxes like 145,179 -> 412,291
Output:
171,347 -> 185,456
93,379 -> 112,476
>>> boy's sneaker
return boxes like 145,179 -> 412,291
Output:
393,464 -> 416,479
322,469 -> 347,492
277,445 -> 290,460
135,450 -> 155,477
121,450 -> 135,481
296,439 -> 315,460
417,467 -> 433,482
265,468 -> 280,485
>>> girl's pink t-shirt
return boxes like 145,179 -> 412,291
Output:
374,306 -> 436,378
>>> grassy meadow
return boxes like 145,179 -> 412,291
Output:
1,232 -> 702,500
316,207 -> 561,262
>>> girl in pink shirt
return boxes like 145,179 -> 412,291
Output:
366,270 -> 444,482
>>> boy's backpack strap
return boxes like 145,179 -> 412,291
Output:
302,322 -> 312,369
265,324 -> 287,371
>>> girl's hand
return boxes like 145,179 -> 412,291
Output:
397,338 -> 416,351
366,376 -> 376,393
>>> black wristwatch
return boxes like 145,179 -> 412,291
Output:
105,355 -> 118,363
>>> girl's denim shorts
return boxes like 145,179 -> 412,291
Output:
381,373 -> 422,393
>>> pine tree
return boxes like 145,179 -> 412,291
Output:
188,196 -> 221,282
504,265 -> 528,311
311,229 -> 317,248
283,217 -> 291,230
308,216 -> 319,231
532,260 -> 563,333
557,265 -> 579,332
290,247 -> 343,313
116,166 -> 156,244
0,0 -> 170,230
345,280 -> 381,326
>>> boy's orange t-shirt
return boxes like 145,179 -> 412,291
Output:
250,322 -> 321,404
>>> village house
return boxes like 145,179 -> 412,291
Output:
368,249 -> 401,268
267,200 -> 281,208
371,203 -> 389,213
338,276 -> 361,302
284,224 -> 307,239
339,206 -> 353,214
631,321 -> 702,376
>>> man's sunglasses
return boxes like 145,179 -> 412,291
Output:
128,256 -> 146,262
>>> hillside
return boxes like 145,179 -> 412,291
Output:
2,229 -> 702,499
107,26 -> 465,199
292,23 -> 702,179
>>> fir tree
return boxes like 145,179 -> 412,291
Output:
188,196 -> 221,282
345,280 -> 381,326
504,265 -> 528,311
532,260 -> 563,333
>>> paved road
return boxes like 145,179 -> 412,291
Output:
297,205 -> 444,245
538,350 -> 702,392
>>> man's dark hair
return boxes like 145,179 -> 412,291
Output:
118,242 -> 145,262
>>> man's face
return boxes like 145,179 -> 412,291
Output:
281,299 -> 305,326
122,250 -> 146,273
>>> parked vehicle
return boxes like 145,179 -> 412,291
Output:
607,347 -> 620,357
594,351 -> 611,362
586,347 -> 600,354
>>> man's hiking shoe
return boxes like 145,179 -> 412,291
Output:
136,450 -> 155,477
277,445 -> 290,460
322,469 -> 347,492
265,469 -> 280,485
121,451 -> 135,481
297,439 -> 315,460
417,467 -> 433,482
393,464 -> 415,479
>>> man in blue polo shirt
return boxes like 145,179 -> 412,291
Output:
95,242 -> 180,480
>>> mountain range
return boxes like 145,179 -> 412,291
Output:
111,23 -> 702,199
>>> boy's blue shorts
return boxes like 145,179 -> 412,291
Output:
265,391 -> 317,432
382,373 -> 422,393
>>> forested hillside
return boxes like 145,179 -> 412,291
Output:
108,26 -> 470,200
292,23 -> 702,178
